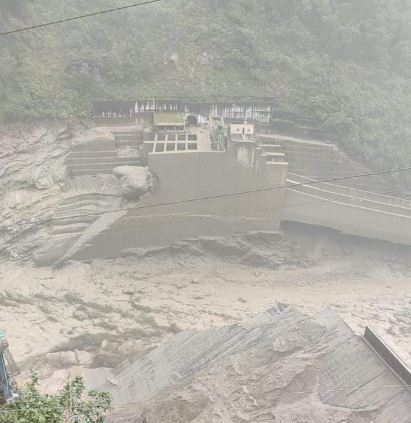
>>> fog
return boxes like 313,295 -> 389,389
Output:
0,1 -> 410,421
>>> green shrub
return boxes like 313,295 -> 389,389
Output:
0,373 -> 111,423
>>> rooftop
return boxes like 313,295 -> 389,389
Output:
153,113 -> 185,126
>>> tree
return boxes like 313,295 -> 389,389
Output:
0,373 -> 111,423
0,0 -> 410,186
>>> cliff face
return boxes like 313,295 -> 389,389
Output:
0,122 -> 123,262
0,122 -> 71,260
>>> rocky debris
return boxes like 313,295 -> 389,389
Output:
91,307 -> 411,423
2,234 -> 410,398
114,166 -> 154,200
122,232 -> 314,270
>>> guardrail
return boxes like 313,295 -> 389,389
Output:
288,173 -> 411,209
364,327 -> 411,386
286,181 -> 411,218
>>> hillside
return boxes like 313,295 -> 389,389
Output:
0,0 -> 411,176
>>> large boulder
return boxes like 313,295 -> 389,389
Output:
113,166 -> 154,200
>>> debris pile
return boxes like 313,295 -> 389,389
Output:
89,306 -> 411,422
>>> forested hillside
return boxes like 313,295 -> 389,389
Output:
0,0 -> 410,177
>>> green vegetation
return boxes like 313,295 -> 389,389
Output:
0,0 -> 410,177
0,373 -> 111,423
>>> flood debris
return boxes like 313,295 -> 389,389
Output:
87,306 -> 411,422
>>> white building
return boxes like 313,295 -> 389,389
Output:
229,122 -> 255,136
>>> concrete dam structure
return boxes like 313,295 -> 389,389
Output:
34,119 -> 411,266
69,141 -> 289,262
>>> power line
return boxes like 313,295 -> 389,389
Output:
1,196 -> 355,264
0,0 -> 165,37
43,197 -> 336,265
64,190 -> 410,258
1,166 -> 410,233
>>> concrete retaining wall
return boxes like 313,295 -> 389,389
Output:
284,187 -> 411,245
261,135 -> 399,195
73,146 -> 288,261
67,138 -> 141,176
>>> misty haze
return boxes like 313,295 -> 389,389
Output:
0,1 -> 410,422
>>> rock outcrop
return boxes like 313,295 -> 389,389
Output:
0,122 -> 125,263
113,166 -> 154,200
0,123 -> 72,261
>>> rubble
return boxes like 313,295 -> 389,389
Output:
89,306 -> 411,422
